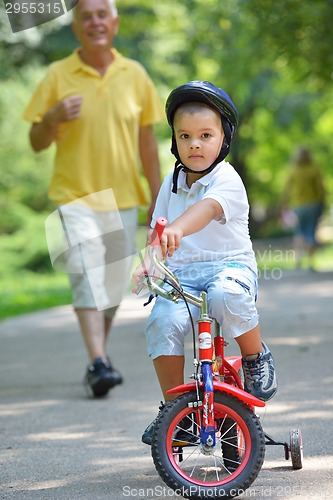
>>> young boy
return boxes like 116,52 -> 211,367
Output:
133,81 -> 277,445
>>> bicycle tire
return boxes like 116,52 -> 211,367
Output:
152,391 -> 265,500
220,367 -> 245,471
290,429 -> 303,470
220,417 -> 240,471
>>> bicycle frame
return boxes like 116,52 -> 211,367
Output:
137,217 -> 265,451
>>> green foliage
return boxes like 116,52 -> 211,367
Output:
245,0 -> 333,86
0,66 -> 54,213
0,201 -> 32,235
0,0 -> 333,319
0,211 -> 51,276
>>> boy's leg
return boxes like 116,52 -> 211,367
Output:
207,264 -> 277,401
145,291 -> 197,382
142,354 -> 186,445
235,324 -> 263,357
142,290 -> 196,445
236,323 -> 277,402
153,355 -> 185,401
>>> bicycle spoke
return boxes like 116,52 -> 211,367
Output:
153,392 -> 265,495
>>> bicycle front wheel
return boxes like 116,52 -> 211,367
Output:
152,391 -> 265,500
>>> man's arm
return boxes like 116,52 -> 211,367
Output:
29,95 -> 82,152
139,125 -> 161,225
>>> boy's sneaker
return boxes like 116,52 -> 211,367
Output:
242,341 -> 278,401
142,403 -> 194,446
142,402 -> 172,445
84,357 -> 122,398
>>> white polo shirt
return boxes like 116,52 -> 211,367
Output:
152,161 -> 257,273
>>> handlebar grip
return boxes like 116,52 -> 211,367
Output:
150,217 -> 168,247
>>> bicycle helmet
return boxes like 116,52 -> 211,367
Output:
165,80 -> 238,193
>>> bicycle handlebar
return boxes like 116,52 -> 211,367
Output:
134,217 -> 202,307
150,216 -> 168,247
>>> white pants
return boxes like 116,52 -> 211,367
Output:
58,205 -> 137,313
145,261 -> 259,359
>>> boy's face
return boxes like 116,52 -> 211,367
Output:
173,105 -> 224,174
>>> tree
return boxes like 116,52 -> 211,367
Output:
0,0 -> 332,237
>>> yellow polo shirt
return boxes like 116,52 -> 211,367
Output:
286,164 -> 324,208
23,49 -> 164,210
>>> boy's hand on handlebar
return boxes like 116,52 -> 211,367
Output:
131,221 -> 183,293
160,226 -> 184,258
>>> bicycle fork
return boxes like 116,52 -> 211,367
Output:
197,292 -> 216,450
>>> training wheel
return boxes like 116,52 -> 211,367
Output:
290,429 -> 303,469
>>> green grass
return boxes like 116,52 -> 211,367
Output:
255,240 -> 333,272
311,245 -> 333,271
0,272 -> 72,320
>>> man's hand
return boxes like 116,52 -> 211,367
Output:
30,94 -> 83,152
45,95 -> 83,127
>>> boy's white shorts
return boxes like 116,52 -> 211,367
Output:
145,261 -> 259,359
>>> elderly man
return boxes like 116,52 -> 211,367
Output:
24,0 -> 164,397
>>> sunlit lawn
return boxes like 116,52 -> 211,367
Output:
254,239 -> 333,272
0,272 -> 72,320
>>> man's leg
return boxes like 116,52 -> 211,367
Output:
59,203 -> 132,397
75,308 -> 108,363
103,315 -> 113,351
75,307 -> 122,397
75,306 -> 118,361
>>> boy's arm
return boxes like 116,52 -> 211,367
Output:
161,198 -> 222,258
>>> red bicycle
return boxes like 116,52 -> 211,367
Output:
135,217 -> 303,499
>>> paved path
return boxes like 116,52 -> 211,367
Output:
0,269 -> 332,499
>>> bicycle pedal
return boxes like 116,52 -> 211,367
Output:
172,435 -> 199,447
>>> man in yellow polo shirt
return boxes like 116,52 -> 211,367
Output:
23,0 -> 164,397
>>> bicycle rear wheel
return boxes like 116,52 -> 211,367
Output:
152,391 -> 265,500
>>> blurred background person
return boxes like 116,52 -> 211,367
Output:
280,146 -> 326,270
